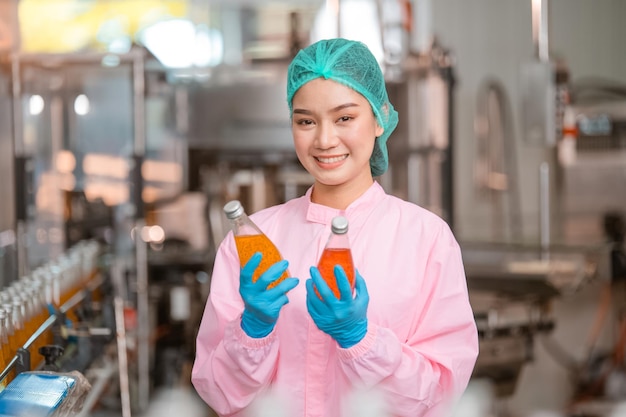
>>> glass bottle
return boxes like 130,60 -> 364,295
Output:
10,297 -> 26,350
317,216 -> 355,298
0,309 -> 10,386
223,200 -> 289,288
1,305 -> 18,371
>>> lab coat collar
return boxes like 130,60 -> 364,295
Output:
304,181 -> 385,225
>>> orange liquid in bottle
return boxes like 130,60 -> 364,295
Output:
235,234 -> 289,288
317,248 -> 355,298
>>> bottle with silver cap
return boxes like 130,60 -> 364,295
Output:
223,200 -> 289,288
317,215 -> 355,298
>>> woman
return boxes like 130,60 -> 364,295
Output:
192,38 -> 478,417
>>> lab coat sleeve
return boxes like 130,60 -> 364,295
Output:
191,239 -> 280,416
336,223 -> 479,417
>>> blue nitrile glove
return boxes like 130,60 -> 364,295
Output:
305,265 -> 369,348
239,252 -> 299,338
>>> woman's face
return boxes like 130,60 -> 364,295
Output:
291,78 -> 384,195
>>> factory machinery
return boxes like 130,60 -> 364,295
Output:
0,240 -> 115,416
0,41 -> 206,415
0,234 -> 194,417
0,1 -> 624,416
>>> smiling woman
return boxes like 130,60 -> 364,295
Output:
191,38 -> 478,417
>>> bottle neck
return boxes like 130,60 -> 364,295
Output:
229,213 -> 264,236
325,231 -> 350,250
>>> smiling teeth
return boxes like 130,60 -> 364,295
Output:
317,155 -> 347,163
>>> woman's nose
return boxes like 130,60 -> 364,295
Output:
315,122 -> 338,149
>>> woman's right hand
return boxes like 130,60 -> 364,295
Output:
305,266 -> 368,348
239,252 -> 299,338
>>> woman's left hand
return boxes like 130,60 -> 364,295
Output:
305,266 -> 369,348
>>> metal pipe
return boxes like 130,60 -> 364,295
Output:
10,55 -> 22,157
10,53 -> 29,278
50,95 -> 64,259
132,49 -> 150,412
326,0 -> 341,37
442,64 -> 456,230
531,0 -> 550,62
11,51 -> 141,66
405,72 -> 424,205
133,51 -> 146,157
113,261 -> 132,417
539,161 -> 550,259
411,0 -> 433,54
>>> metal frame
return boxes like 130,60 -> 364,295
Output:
6,48 -> 150,414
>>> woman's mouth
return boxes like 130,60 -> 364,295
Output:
315,155 -> 348,164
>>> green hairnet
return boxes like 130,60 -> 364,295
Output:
287,38 -> 399,177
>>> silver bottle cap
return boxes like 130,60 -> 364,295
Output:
331,216 -> 349,235
224,200 -> 244,219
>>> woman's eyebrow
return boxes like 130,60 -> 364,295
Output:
293,103 -> 360,115
331,103 -> 359,112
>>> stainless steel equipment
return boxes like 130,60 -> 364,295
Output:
1,47 -> 192,414
556,86 -> 626,244
0,57 -> 16,287
473,78 -> 522,242
471,292 -> 545,398
386,39 -> 455,226
463,240 -> 612,397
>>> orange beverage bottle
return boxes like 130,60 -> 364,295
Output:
1,306 -> 18,379
0,309 -> 12,385
317,216 -> 355,298
223,200 -> 289,288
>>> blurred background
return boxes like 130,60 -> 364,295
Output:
0,0 -> 625,416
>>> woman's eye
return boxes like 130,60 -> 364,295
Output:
296,119 -> 314,126
337,116 -> 353,123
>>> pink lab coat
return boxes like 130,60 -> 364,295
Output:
192,182 -> 479,417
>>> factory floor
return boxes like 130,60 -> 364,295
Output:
129,387 -> 213,417
88,387 -> 214,417
85,358 -> 217,417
